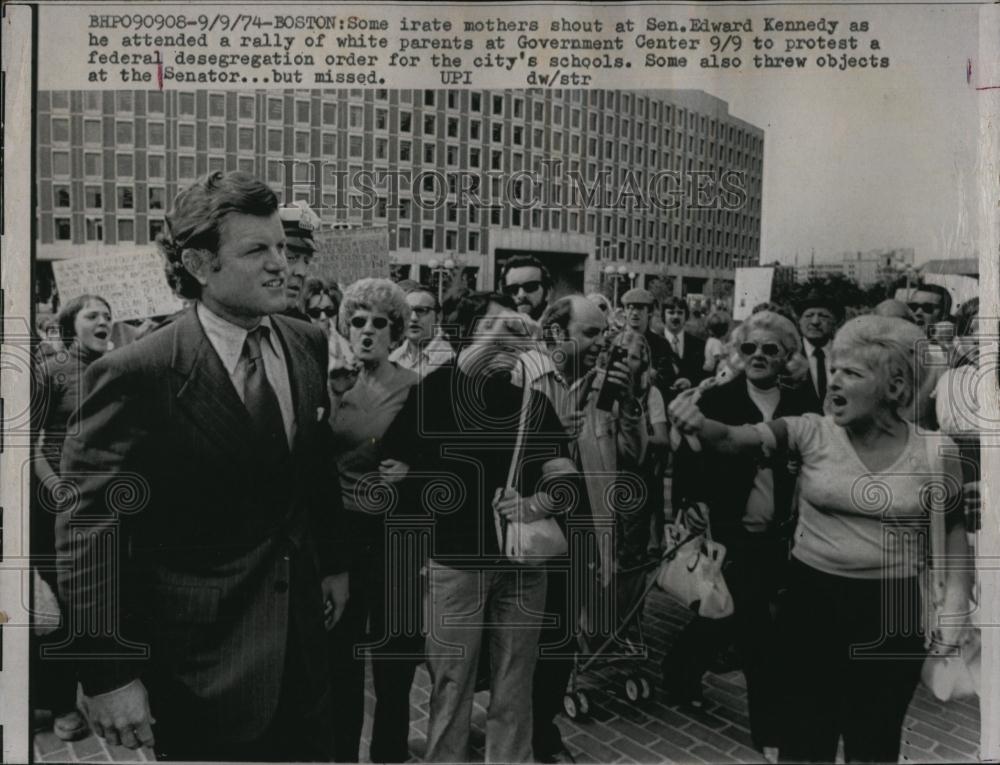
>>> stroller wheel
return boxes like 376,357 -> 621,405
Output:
639,677 -> 652,700
574,690 -> 591,717
563,693 -> 580,720
624,676 -> 641,702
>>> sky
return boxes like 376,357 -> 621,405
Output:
703,3 -> 985,267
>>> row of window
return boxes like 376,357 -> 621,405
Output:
51,216 -> 163,243
48,210 -> 755,270
48,113 -> 762,166
46,156 -> 760,241
50,185 -> 166,211
47,90 -> 762,153
49,150 -> 259,180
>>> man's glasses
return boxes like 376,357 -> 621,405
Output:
739,342 -> 783,357
624,303 -> 652,312
503,280 -> 543,297
908,302 -> 941,314
409,306 -> 434,317
349,315 -> 390,330
307,307 -> 336,319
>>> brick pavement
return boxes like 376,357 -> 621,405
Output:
33,586 -> 980,763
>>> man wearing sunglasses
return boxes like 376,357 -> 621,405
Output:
795,291 -> 843,414
907,282 -> 953,339
501,254 -> 551,321
389,281 -> 455,377
279,201 -> 322,323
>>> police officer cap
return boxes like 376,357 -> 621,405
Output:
279,201 -> 321,253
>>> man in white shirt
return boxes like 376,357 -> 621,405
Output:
389,282 -> 454,376
796,292 -> 841,414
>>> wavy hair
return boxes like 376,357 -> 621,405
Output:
726,310 -> 808,385
156,172 -> 279,299
338,278 -> 410,343
832,315 -> 926,411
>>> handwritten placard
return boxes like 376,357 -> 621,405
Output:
52,251 -> 183,322
311,228 -> 391,289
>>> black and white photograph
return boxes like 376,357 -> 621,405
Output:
1,2 -> 998,763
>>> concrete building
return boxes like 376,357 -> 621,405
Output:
36,88 -> 763,302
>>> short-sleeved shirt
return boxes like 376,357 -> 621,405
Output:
646,386 -> 667,427
758,413 -> 957,579
382,365 -> 570,565
703,336 -> 725,372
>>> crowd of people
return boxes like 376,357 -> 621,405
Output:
31,170 -> 981,764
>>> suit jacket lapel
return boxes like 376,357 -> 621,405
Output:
171,307 -> 257,459
270,316 -> 317,456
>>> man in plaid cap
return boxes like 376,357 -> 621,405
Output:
279,201 -> 321,322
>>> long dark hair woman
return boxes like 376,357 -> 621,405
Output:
32,294 -> 113,741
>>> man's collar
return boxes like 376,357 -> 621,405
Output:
197,302 -> 273,375
803,337 -> 830,354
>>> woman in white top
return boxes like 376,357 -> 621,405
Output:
669,315 -> 972,763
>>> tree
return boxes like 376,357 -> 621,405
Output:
772,273 -> 868,313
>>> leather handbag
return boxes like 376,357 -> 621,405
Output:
498,362 -> 569,565
656,513 -> 734,619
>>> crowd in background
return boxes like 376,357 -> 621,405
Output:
31,173 -> 982,764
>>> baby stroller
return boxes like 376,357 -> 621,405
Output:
559,514 -> 701,720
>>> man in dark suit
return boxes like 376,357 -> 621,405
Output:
662,296 -> 707,386
795,291 -> 842,414
56,172 -> 349,761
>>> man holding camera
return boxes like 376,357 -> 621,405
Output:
531,295 -> 645,762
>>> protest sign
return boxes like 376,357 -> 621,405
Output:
732,268 -> 774,321
52,251 -> 183,322
311,228 -> 391,288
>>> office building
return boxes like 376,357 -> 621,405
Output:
36,88 -> 763,302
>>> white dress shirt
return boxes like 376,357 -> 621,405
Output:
664,329 -> 685,359
197,303 -> 295,446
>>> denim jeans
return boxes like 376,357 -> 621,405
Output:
424,562 -> 547,763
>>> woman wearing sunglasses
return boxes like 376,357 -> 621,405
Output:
670,315 -> 972,763
664,311 -> 812,756
326,278 -> 421,763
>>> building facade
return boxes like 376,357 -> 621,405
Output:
36,88 -> 763,301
